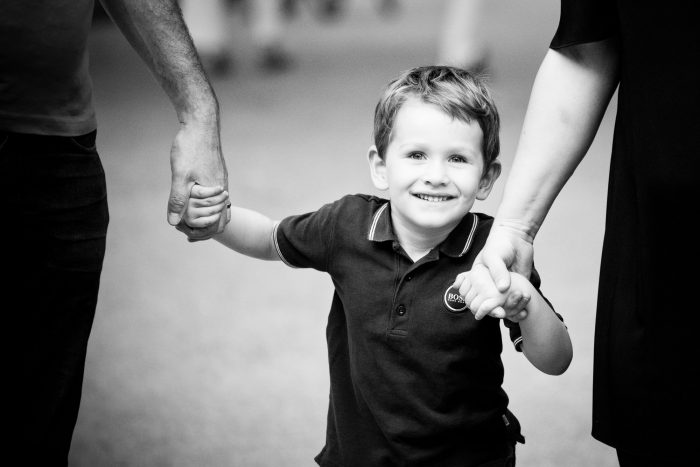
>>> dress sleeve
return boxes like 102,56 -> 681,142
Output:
503,267 -> 564,352
550,0 -> 618,49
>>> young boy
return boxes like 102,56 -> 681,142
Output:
183,66 -> 573,467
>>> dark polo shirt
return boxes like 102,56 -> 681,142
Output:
275,194 -> 547,467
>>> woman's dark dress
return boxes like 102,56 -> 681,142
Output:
551,0 -> 699,457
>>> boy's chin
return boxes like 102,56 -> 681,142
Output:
409,216 -> 462,232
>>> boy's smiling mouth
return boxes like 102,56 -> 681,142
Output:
412,193 -> 455,202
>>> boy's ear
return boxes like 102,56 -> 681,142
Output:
368,145 -> 389,191
476,161 -> 501,200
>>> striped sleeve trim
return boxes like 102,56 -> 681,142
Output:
513,336 -> 523,351
272,221 -> 297,268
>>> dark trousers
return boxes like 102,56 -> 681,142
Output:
2,131 -> 109,466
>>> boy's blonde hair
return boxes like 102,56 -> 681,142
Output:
373,66 -> 500,170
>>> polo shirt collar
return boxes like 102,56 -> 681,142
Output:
367,202 -> 479,258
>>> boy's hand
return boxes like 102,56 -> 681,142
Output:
453,265 -> 530,322
177,184 -> 229,240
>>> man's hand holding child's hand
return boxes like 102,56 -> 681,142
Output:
177,184 -> 230,240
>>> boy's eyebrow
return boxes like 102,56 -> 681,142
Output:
397,141 -> 481,155
396,141 -> 425,149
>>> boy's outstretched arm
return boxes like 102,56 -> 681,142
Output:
214,206 -> 280,261
181,184 -> 280,261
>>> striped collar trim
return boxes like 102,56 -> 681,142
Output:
367,202 -> 479,258
367,202 -> 390,241
455,213 -> 479,257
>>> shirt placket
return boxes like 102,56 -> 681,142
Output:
387,243 -> 438,337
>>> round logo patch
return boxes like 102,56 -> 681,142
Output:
444,285 -> 469,313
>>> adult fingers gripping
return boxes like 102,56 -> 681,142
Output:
186,222 -> 222,241
176,221 -> 213,242
167,179 -> 192,226
481,249 -> 512,293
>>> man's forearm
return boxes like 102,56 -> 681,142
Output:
100,0 -> 228,230
99,0 -> 218,124
496,39 -> 620,239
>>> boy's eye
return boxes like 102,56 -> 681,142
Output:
449,154 -> 468,163
407,151 -> 425,159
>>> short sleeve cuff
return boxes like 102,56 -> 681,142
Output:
550,0 -> 618,49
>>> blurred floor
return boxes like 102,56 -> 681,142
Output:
71,0 -> 618,465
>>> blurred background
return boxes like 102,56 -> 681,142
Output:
72,0 -> 618,465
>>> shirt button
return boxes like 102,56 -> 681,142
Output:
396,304 -> 406,316
405,275 -> 412,281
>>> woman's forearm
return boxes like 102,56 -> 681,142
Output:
496,39 -> 620,239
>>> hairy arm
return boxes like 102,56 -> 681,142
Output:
99,0 -> 228,236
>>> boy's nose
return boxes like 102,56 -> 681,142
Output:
422,160 -> 449,185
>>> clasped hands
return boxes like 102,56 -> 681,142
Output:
175,184 -> 230,241
167,120 -> 230,241
453,263 -> 530,322
452,223 -> 536,322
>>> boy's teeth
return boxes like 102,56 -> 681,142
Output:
417,194 -> 449,202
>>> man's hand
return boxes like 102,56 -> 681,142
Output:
167,120 -> 229,241
97,0 -> 230,239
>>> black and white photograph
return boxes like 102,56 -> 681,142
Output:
2,0 -> 696,466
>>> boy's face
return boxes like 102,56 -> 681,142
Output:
369,97 -> 499,237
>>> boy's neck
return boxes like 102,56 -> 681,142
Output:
390,210 -> 457,262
